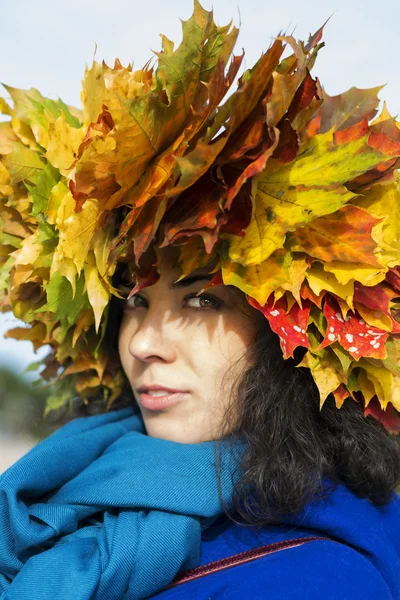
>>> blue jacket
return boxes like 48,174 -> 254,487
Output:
152,483 -> 400,599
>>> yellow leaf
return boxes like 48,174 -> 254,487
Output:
3,141 -> 44,184
83,251 -> 109,332
227,181 -> 286,265
53,191 -> 100,275
280,255 -> 308,303
174,236 -> 219,281
50,253 -> 77,297
4,322 -> 47,351
11,117 -> 38,149
81,61 -> 107,127
0,97 -> 12,115
323,261 -> 386,286
61,350 -> 107,380
92,225 -> 115,280
298,349 -> 344,408
75,372 -> 101,394
357,369 -> 378,404
72,309 -> 95,348
0,162 -> 13,196
47,180 -> 69,225
46,112 -> 84,173
306,263 -> 354,308
221,249 -> 292,305
81,60 -> 144,128
356,359 -> 400,410
11,230 -> 42,266
0,121 -> 19,155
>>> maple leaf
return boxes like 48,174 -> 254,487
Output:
2,84 -> 81,149
307,85 -> 383,135
318,296 -> 388,360
364,397 -> 400,434
221,248 -> 292,306
247,295 -> 311,358
298,348 -> 345,407
287,205 -> 381,265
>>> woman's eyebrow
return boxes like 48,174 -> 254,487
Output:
169,273 -> 215,289
118,273 -> 215,292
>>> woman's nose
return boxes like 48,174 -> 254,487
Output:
127,313 -> 178,364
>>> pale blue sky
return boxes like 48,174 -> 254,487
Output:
1,0 -> 399,378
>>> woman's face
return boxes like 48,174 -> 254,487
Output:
118,247 -> 263,443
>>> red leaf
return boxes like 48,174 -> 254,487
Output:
204,269 -> 223,289
353,282 -> 396,315
386,267 -> 400,292
319,296 -> 388,360
127,267 -> 160,299
272,118 -> 299,162
161,171 -> 225,247
219,180 -> 253,236
247,296 -> 311,358
364,396 -> 400,434
286,70 -> 320,123
354,281 -> 400,334
224,127 -> 279,210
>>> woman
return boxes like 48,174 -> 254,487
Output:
1,2 -> 400,598
114,245 -> 400,598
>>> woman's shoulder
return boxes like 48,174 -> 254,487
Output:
245,537 -> 392,599
152,536 -> 392,599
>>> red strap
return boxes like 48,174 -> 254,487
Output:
161,535 -> 336,591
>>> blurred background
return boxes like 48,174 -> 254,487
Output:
1,0 -> 399,472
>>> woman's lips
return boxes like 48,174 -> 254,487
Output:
138,391 -> 190,411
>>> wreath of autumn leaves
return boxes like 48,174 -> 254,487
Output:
1,1 -> 400,431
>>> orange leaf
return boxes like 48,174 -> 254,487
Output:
288,205 -> 381,265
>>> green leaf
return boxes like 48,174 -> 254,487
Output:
3,141 -> 45,185
35,273 -> 90,327
27,162 -> 61,217
43,376 -> 75,418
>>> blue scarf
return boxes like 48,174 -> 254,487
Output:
0,407 -> 243,599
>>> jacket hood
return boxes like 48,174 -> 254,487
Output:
200,481 -> 400,598
282,482 -> 400,598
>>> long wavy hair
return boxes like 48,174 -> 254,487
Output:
56,262 -> 400,527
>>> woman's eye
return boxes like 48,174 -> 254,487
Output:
185,294 -> 222,311
123,292 -> 223,312
125,294 -> 147,309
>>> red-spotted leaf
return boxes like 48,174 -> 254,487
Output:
319,296 -> 388,360
247,295 -> 311,358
